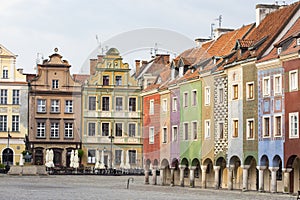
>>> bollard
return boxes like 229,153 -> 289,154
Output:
127,177 -> 134,189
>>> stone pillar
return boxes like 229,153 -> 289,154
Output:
257,166 -> 266,192
228,165 -> 234,190
170,167 -> 175,186
152,167 -> 157,185
189,166 -> 196,188
201,165 -> 207,188
144,169 -> 150,184
160,166 -> 165,186
179,165 -> 185,187
213,166 -> 220,189
269,167 -> 279,193
242,165 -> 250,191
282,168 -> 292,194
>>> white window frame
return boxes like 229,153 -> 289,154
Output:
263,77 -> 270,96
101,122 -> 110,136
65,100 -> 73,113
263,116 -> 271,138
149,99 -> 154,115
246,82 -> 254,100
115,122 -> 123,137
12,90 -> 20,105
162,126 -> 167,143
204,87 -> 210,105
128,123 -> 136,137
204,120 -> 210,139
172,125 -> 178,142
183,92 -> 188,107
0,115 -> 7,132
88,149 -> 96,164
274,114 -> 282,137
274,74 -> 282,95
183,122 -> 189,140
51,99 -> 60,113
218,88 -> 224,103
149,127 -> 154,144
88,122 -> 96,136
128,97 -> 137,112
2,67 -> 8,79
192,121 -> 197,140
50,122 -> 59,138
0,89 -> 7,105
36,122 -> 46,138
289,112 -> 299,138
88,96 -> 97,111
115,96 -> 123,112
52,79 -> 59,89
37,99 -> 46,113
64,122 -> 73,138
246,118 -> 254,140
289,70 -> 298,92
232,84 -> 239,100
191,90 -> 197,106
232,119 -> 239,138
162,98 -> 167,112
12,115 -> 19,132
172,97 -> 177,112
102,96 -> 110,111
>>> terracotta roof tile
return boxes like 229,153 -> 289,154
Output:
73,74 -> 90,84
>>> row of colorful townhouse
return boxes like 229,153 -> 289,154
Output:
0,46 -> 144,171
141,2 -> 300,194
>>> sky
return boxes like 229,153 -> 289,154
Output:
0,0 -> 295,74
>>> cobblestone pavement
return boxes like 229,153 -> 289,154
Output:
0,175 -> 297,200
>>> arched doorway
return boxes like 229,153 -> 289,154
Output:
53,148 -> 62,167
203,158 -> 214,188
286,155 -> 299,194
181,158 -> 189,186
191,158 -> 201,187
216,157 -> 226,188
161,159 -> 170,185
171,158 -> 180,185
2,148 -> 13,166
244,156 -> 257,191
260,155 -> 270,192
229,156 -> 242,190
34,148 -> 44,165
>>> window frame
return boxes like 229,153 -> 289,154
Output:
0,89 -> 8,105
52,79 -> 59,89
274,74 -> 282,95
103,75 -> 110,86
12,115 -> 19,132
263,116 -> 271,138
12,90 -> 20,105
172,125 -> 178,142
162,98 -> 167,112
128,123 -> 136,137
88,96 -> 96,111
65,100 -> 73,113
115,76 -> 122,86
102,96 -> 110,111
2,68 -> 8,79
64,122 -> 73,138
204,87 -> 210,105
183,122 -> 189,140
128,150 -> 136,164
232,84 -> 238,100
232,119 -> 239,138
289,112 -> 299,139
172,97 -> 177,112
263,76 -> 270,96
51,99 -> 60,113
149,127 -> 154,144
36,121 -> 46,138
246,118 -> 254,140
183,92 -> 188,107
204,120 -> 210,139
115,122 -> 123,137
191,90 -> 197,106
87,149 -> 96,164
218,122 -> 224,139
274,114 -> 282,137
192,121 -> 197,140
101,122 -> 110,136
37,99 -> 46,113
162,126 -> 167,143
246,82 -> 254,100
50,122 -> 60,138
0,115 -> 7,132
115,97 -> 123,112
149,99 -> 154,115
88,122 -> 96,136
128,97 -> 136,112
289,70 -> 298,92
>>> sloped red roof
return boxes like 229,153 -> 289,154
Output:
73,74 -> 90,84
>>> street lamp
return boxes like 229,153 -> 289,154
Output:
108,128 -> 114,172
6,128 -> 11,172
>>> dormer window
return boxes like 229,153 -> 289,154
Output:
2,67 -> 8,79
297,38 -> 300,46
277,47 -> 282,55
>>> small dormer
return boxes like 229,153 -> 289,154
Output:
297,38 -> 300,46
277,47 -> 282,55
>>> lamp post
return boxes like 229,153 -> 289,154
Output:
108,129 -> 114,173
6,128 -> 11,172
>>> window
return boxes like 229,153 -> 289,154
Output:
115,76 -> 122,86
37,99 -> 46,113
274,75 -> 282,94
205,87 -> 210,105
149,127 -> 154,144
263,117 -> 270,137
2,68 -> 8,79
12,115 -> 19,132
0,115 -> 7,131
115,97 -> 123,111
289,70 -> 298,91
183,92 -> 188,107
232,85 -> 238,100
172,126 -> 178,142
115,150 -> 122,165
88,96 -> 96,110
37,122 -> 45,138
192,90 -> 197,106
51,100 -> 60,113
277,47 -> 282,55
233,120 -> 238,138
192,121 -> 197,140
205,120 -> 210,139
115,123 -> 122,137
219,88 -> 224,103
247,119 -> 254,139
297,38 -> 300,46
64,123 -> 73,138
128,123 -> 136,137
88,122 -> 96,136
12,90 -> 20,105
52,80 -> 59,89
274,115 -> 282,137
50,122 -> 59,138
162,99 -> 167,112
184,123 -> 188,140
129,150 -> 136,164
102,97 -> 110,111
149,100 -> 154,115
88,150 -> 96,163
263,77 -> 270,96
129,97 -> 136,112
246,82 -> 254,100
162,127 -> 167,143
289,112 -> 299,138
103,75 -> 109,86
102,123 -> 109,136
65,100 -> 73,113
172,97 -> 177,112
219,122 -> 224,139
0,89 -> 7,104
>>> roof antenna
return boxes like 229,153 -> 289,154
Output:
215,15 -> 222,28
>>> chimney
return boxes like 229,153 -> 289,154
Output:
89,58 -> 97,75
17,68 -> 23,74
135,60 -> 140,75
213,28 -> 234,39
256,4 -> 279,27
194,38 -> 211,47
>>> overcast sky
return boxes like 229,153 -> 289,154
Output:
0,0 -> 294,74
